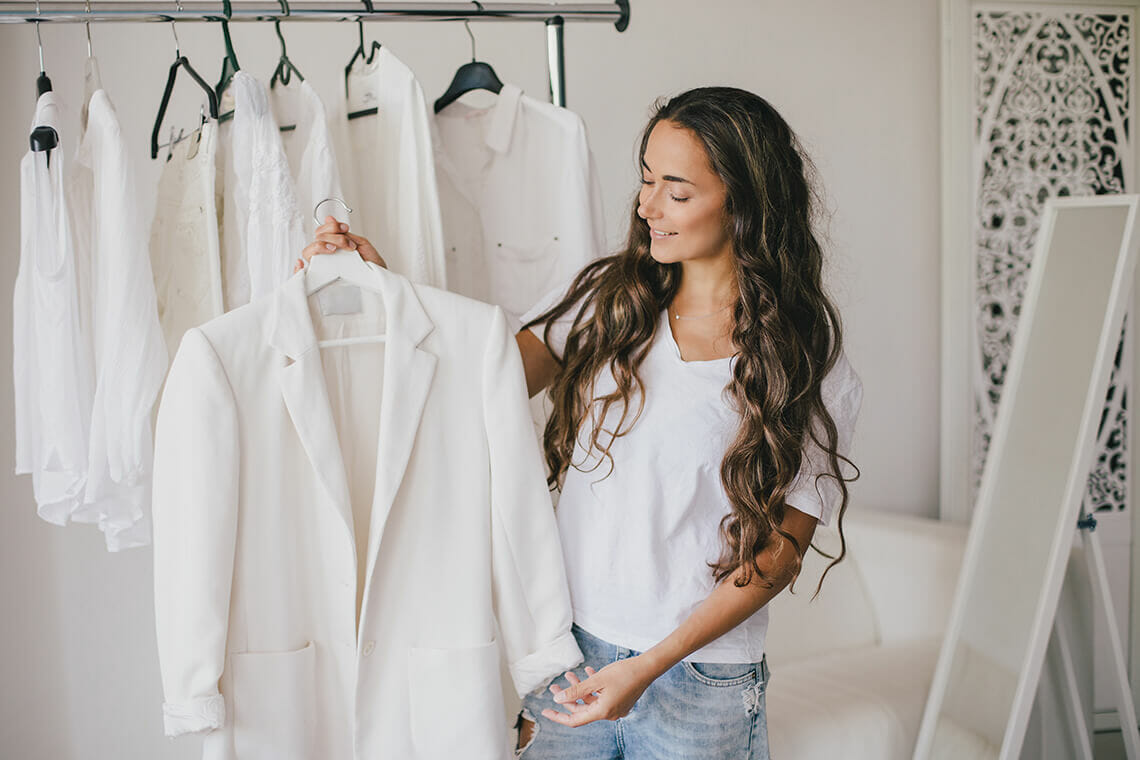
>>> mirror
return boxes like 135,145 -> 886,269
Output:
914,196 -> 1140,759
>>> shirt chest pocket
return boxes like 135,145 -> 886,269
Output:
483,232 -> 564,317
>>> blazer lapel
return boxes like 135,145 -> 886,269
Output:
270,274 -> 354,540
362,270 -> 436,609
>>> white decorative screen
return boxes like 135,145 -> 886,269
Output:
973,8 -> 1133,516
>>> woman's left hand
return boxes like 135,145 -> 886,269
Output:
541,656 -> 659,727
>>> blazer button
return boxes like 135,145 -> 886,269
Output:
362,640 -> 375,657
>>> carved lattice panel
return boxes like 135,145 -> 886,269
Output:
973,9 -> 1132,515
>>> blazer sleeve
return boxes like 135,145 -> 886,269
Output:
151,328 -> 240,737
482,306 -> 584,698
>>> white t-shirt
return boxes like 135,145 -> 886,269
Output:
520,282 -> 863,663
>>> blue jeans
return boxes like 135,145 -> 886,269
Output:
517,624 -> 771,759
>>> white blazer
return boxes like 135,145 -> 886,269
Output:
152,264 -> 582,760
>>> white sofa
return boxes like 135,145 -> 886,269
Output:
764,509 -> 1094,760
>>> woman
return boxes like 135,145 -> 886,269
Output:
300,86 -> 862,760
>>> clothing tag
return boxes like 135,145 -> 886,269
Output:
347,82 -> 379,115
220,87 -> 236,115
318,284 -> 364,316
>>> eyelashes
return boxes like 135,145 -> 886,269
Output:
640,178 -> 690,203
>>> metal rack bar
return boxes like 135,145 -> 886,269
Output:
2,2 -> 628,107
0,1 -> 628,25
545,14 -> 564,107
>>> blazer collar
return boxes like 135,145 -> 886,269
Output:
268,263 -> 433,359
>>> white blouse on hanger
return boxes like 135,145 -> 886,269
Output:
150,119 -> 223,360
14,90 -> 94,526
433,83 -> 607,321
335,46 -> 446,288
270,78 -> 343,242
218,71 -> 306,309
69,59 -> 168,551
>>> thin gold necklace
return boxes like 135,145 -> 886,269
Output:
671,304 -> 732,321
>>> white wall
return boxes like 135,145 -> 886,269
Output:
0,1 -> 940,756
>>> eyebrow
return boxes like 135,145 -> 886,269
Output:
641,158 -> 694,185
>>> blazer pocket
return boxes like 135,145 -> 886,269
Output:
230,641 -> 316,760
408,639 -> 507,760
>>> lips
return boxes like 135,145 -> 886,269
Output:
650,228 -> 677,240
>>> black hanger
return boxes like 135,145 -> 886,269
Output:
29,7 -> 58,161
270,2 -> 304,132
433,18 -> 503,114
270,19 -> 304,90
344,0 -> 381,116
215,0 -> 241,123
151,21 -> 220,160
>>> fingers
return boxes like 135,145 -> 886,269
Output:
541,702 -> 605,727
551,671 -> 600,707
314,232 -> 357,250
315,215 -> 347,236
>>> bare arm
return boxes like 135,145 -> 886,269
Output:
516,328 -> 559,399
539,506 -> 819,726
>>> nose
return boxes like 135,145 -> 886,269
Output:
638,186 -> 662,221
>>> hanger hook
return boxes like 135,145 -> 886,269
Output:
357,0 -> 371,54
84,0 -> 92,57
275,17 -> 286,52
34,0 -> 45,73
313,198 -> 353,227
275,0 -> 290,48
463,19 -> 476,62
170,0 -> 182,59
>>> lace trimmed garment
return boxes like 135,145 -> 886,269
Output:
270,77 -> 343,241
150,119 -> 223,361
217,72 -> 306,310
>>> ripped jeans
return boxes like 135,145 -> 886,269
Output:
516,624 -> 771,760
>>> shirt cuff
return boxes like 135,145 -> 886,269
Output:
163,694 -> 225,737
509,630 -> 585,699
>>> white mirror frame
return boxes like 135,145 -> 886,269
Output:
918,195 -> 1140,759
939,0 -> 1140,727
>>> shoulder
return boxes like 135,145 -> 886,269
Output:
410,282 -> 509,347
412,281 -> 500,322
197,293 -> 274,348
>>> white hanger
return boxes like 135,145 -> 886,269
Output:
307,198 -> 386,348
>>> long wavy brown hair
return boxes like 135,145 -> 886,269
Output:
522,87 -> 859,598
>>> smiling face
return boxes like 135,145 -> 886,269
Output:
637,120 -> 734,266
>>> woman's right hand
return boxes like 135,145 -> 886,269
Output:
294,215 -> 387,273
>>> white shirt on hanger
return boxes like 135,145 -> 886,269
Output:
270,78 -> 343,242
333,46 -> 447,288
433,83 -> 607,321
68,59 -> 168,551
14,90 -> 94,526
520,282 -> 864,663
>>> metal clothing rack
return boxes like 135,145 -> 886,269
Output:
0,1 -> 631,107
